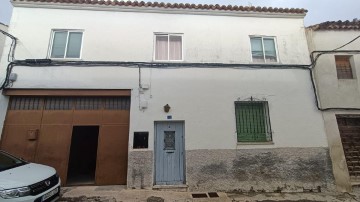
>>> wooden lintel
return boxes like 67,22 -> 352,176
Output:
3,89 -> 131,96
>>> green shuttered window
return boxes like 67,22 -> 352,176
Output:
235,101 -> 272,142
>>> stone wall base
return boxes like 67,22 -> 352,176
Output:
127,148 -> 335,192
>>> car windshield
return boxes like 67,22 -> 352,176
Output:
0,151 -> 27,172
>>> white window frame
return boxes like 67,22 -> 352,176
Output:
249,36 -> 279,63
153,33 -> 184,62
48,29 -> 84,59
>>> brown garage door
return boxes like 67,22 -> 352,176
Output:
1,91 -> 130,185
337,115 -> 360,181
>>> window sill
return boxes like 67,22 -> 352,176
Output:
153,60 -> 184,63
131,148 -> 150,151
250,61 -> 280,65
49,58 -> 83,61
237,141 -> 274,145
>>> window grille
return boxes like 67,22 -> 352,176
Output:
45,97 -> 74,110
9,97 -> 42,110
75,97 -> 102,110
9,96 -> 130,111
164,131 -> 176,150
235,101 -> 272,142
104,97 -> 131,110
335,55 -> 353,79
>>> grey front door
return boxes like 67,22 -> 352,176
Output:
155,121 -> 185,185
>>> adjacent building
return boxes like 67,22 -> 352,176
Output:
0,22 -> 8,64
306,19 -> 360,192
0,0 -> 334,192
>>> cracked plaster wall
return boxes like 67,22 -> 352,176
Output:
128,148 -> 335,192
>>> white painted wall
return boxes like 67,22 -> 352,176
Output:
4,7 -> 309,64
306,30 -> 360,108
0,23 -> 9,137
0,6 -> 328,150
132,68 -> 328,150
306,29 -> 360,192
0,23 -> 8,64
0,66 -> 328,150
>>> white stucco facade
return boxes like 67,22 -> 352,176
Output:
0,3 -> 334,191
0,23 -> 9,137
0,23 -> 8,64
0,6 -> 326,147
306,28 -> 360,192
307,30 -> 360,108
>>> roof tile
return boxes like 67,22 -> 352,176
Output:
15,0 -> 308,14
309,19 -> 360,31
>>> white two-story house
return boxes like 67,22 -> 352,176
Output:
0,0 -> 334,192
307,19 -> 360,192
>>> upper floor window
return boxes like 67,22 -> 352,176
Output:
49,30 -> 83,59
154,34 -> 183,61
335,55 -> 354,79
250,36 -> 277,63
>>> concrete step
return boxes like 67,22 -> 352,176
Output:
152,184 -> 188,192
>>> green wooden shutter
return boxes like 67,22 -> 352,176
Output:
235,102 -> 269,142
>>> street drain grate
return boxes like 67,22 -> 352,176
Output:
191,193 -> 208,198
208,192 -> 219,198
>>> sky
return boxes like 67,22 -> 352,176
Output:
0,0 -> 359,26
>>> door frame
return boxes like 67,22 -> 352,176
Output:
153,120 -> 186,185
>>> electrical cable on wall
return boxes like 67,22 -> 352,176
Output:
1,51 -> 360,112
1,31 -> 360,112
332,34 -> 360,51
0,29 -> 17,62
0,29 -> 17,90
309,50 -> 360,111
1,63 -> 14,89
0,60 -> 307,90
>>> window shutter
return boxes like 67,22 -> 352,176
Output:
235,101 -> 271,142
335,55 -> 353,79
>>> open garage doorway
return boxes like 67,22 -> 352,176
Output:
2,92 -> 130,185
67,126 -> 99,185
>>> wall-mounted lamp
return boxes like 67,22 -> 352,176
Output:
164,104 -> 171,113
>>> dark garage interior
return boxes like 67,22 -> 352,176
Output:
67,126 -> 99,185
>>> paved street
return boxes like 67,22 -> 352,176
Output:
58,186 -> 360,202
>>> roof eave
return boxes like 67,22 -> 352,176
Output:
308,29 -> 360,31
11,1 -> 306,19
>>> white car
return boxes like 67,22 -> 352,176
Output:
0,150 -> 61,202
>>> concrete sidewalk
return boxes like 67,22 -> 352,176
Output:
59,186 -> 360,202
